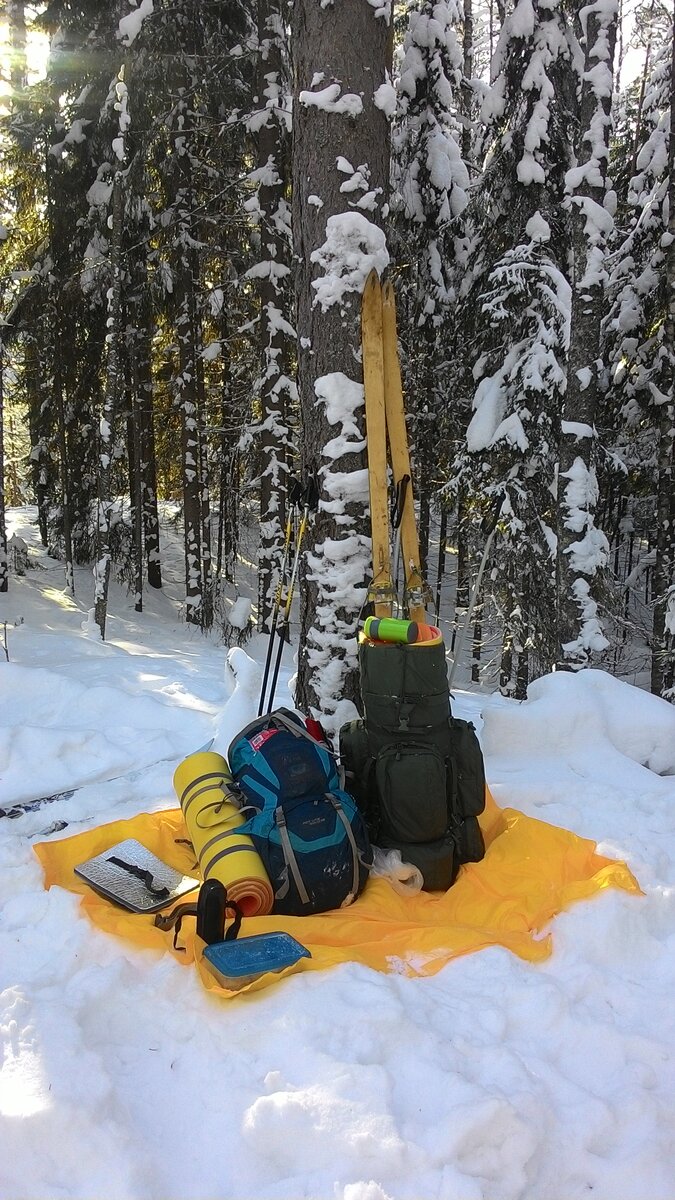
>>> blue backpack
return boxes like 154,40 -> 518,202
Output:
228,709 -> 372,916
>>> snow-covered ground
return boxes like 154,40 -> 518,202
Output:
1,508 -> 675,1200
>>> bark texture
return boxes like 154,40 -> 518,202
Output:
292,0 -> 391,726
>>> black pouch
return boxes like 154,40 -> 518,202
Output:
455,814 -> 485,864
449,718 -> 486,819
379,830 -> 457,892
375,743 -> 449,844
339,718 -> 377,830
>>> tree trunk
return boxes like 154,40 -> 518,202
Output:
292,0 -> 391,728
214,328 -> 237,587
130,243 -> 162,590
629,27 -> 653,180
500,637 -> 513,695
176,263 -> 205,627
434,505 -> 448,621
650,19 -> 675,698
453,489 -> 469,653
255,0 -> 293,631
128,350 -> 143,613
25,338 -> 49,546
556,0 -> 617,668
94,171 -> 125,639
54,342 -> 74,596
515,645 -> 529,700
0,344 -> 7,593
196,342 -> 213,629
471,600 -> 482,684
45,140 -> 75,595
461,0 -> 474,162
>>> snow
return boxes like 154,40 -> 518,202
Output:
86,178 -> 113,209
561,419 -> 594,438
314,372 -> 364,430
298,84 -> 363,118
226,597 -> 252,633
201,341 -> 221,362
562,578 -> 610,655
467,375 -> 505,453
310,214 -> 389,312
509,0 -> 536,39
524,212 -> 550,243
666,587 -> 675,638
373,82 -> 397,118
365,0 -> 391,21
118,0 -> 154,47
2,509 -> 675,1199
560,457 -> 608,572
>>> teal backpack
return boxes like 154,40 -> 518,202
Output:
339,637 -> 485,891
229,709 -> 372,915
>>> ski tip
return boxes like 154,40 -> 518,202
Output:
364,268 -> 380,293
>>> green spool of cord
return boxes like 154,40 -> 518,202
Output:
364,616 -> 419,644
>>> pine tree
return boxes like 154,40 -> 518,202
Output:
392,0 -> 470,575
94,69 -> 128,640
452,0 -> 576,689
246,0 -> 295,632
556,0 -> 618,669
0,342 -> 7,594
292,0 -> 392,730
605,21 -> 674,696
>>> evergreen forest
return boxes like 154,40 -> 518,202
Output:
0,0 -> 673,728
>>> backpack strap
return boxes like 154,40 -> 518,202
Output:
235,709 -> 340,761
326,794 -> 360,902
269,710 -> 340,760
274,807 -> 311,906
179,772 -> 232,818
155,893 -> 243,950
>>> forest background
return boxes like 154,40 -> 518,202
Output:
0,0 -> 672,733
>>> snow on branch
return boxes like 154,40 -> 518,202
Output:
118,0 -> 154,47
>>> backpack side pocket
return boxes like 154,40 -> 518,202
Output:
375,744 -> 449,844
449,718 -> 486,819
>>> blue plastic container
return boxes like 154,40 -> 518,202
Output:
202,933 -> 311,990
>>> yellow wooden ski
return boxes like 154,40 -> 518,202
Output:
382,280 -> 428,623
362,270 -> 395,617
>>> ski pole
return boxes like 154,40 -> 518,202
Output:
434,506 -> 448,624
448,494 -> 504,692
263,473 -> 320,715
258,477 -> 304,717
391,473 -> 410,607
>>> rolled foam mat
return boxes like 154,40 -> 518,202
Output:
173,750 -> 273,917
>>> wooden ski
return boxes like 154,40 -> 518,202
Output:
382,279 -> 428,623
362,269 -> 395,617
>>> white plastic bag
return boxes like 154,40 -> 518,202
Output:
370,847 -> 424,896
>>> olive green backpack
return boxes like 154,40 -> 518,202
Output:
339,637 -> 486,891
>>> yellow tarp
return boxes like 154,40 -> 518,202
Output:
34,788 -> 641,999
